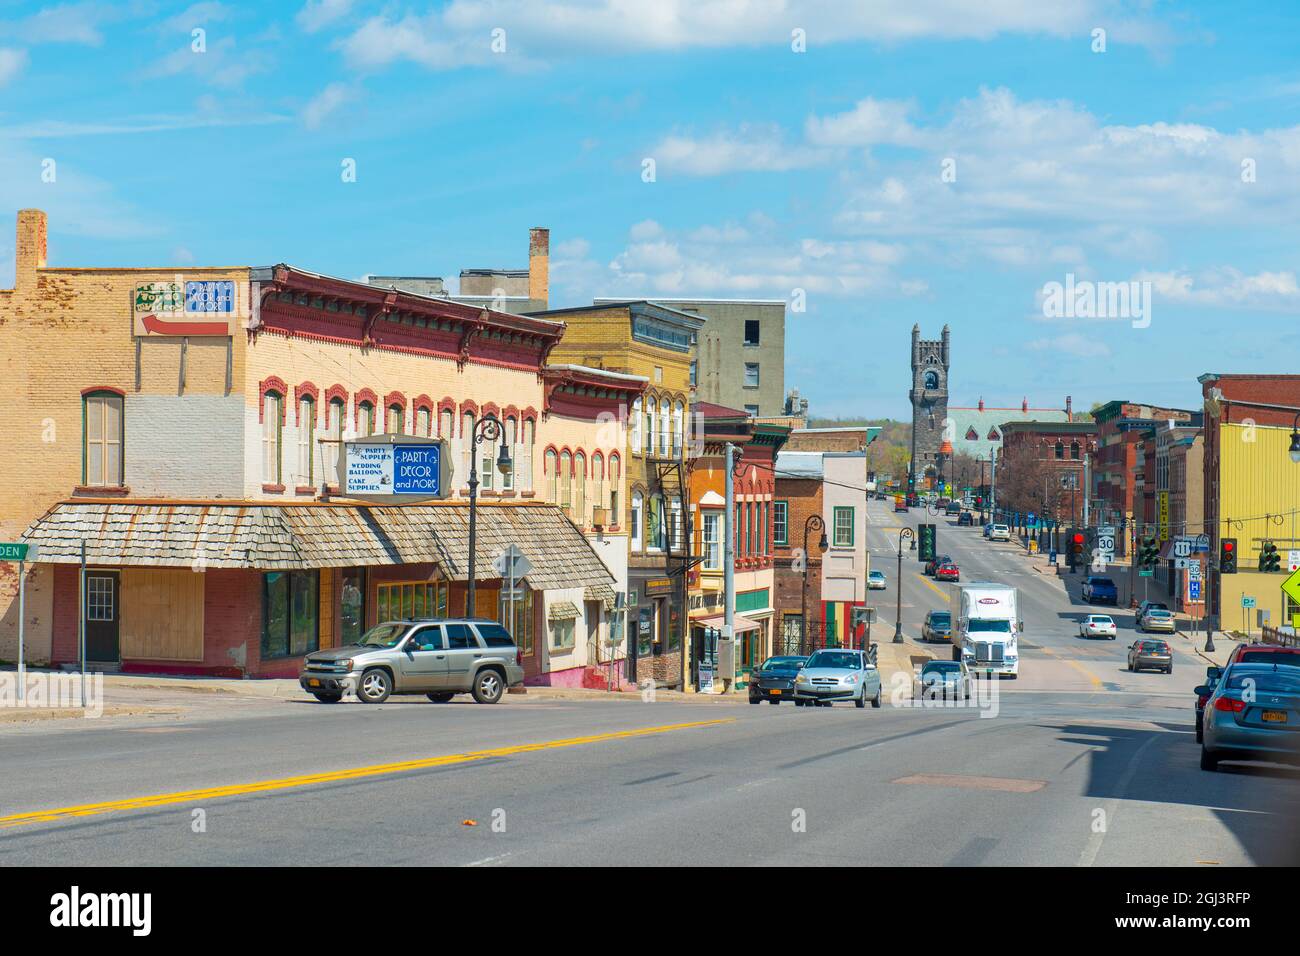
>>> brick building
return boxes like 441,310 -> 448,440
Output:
996,420 -> 1100,527
1,210 -> 628,683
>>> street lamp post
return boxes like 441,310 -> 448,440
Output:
894,526 -> 916,644
800,514 -> 828,649
465,415 -> 513,616
1289,411 -> 1300,463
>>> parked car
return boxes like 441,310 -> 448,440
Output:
957,511 -> 974,527
1195,665 -> 1223,743
945,502 -> 962,516
1079,613 -> 1117,639
924,553 -> 953,576
1199,663 -> 1300,772
894,498 -> 909,513
922,609 -> 953,642
935,562 -> 960,583
989,523 -> 1011,542
983,522 -> 993,538
749,655 -> 807,704
868,569 -> 887,590
1127,638 -> 1173,674
794,648 -> 881,708
1081,576 -> 1118,605
915,659 -> 971,701
1139,608 -> 1176,634
1227,643 -> 1300,667
299,618 -> 524,704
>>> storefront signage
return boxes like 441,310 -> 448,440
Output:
643,577 -> 674,596
0,542 -> 31,561
134,279 -> 236,336
345,436 -> 447,501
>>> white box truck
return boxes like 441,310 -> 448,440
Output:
951,583 -> 1020,678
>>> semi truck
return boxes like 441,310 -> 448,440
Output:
951,583 -> 1021,678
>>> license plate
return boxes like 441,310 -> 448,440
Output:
1262,710 -> 1287,723
770,688 -> 782,695
308,678 -> 320,687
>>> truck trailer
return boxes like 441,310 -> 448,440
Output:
951,583 -> 1021,678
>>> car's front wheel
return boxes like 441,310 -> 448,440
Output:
871,686 -> 882,708
357,668 -> 392,704
472,668 -> 505,704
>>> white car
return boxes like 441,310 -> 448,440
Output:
989,523 -> 1010,541
868,570 -> 887,590
1079,613 -> 1117,640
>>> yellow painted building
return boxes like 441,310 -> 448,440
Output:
1212,422 -> 1300,631
537,301 -> 704,688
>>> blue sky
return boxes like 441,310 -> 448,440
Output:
2,0 -> 1298,419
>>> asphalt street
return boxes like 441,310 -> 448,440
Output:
0,498 -> 1296,866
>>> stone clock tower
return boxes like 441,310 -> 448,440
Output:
909,324 -> 950,483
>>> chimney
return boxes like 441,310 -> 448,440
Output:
1066,395 -> 1073,421
14,209 -> 47,290
1022,397 -> 1029,413
978,397 -> 984,411
528,227 -> 549,306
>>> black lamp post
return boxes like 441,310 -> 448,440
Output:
465,415 -> 513,616
801,514 -> 828,647
894,526 -> 916,643
1290,412 -> 1300,464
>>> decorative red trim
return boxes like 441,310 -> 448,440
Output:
573,448 -> 587,477
354,388 -> 378,430
503,404 -> 520,421
482,402 -> 501,421
559,446 -> 574,472
608,452 -> 621,478
293,382 -> 320,425
521,407 -> 538,423
73,485 -> 129,496
542,444 -> 559,471
259,376 -> 289,424
262,483 -> 286,494
458,399 -> 479,424
81,385 -> 126,398
412,394 -> 434,415
294,485 -> 316,496
323,385 -> 348,428
383,390 -> 407,412
591,452 -> 605,478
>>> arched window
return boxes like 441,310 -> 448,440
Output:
297,395 -> 316,487
645,399 -> 656,455
83,390 -> 124,487
631,397 -> 643,455
328,397 -> 345,485
924,370 -> 939,390
1070,441 -> 1081,460
462,411 -> 475,481
609,454 -> 621,526
560,451 -> 572,512
631,491 -> 643,552
574,452 -> 586,523
521,416 -> 535,492
439,408 -> 454,440
503,417 -> 518,491
591,452 -> 605,512
545,449 -> 558,503
358,400 -> 376,437
672,401 -> 684,458
1054,440 -> 1065,460
416,406 -> 431,438
659,398 -> 670,456
386,404 -> 404,434
262,391 -> 283,485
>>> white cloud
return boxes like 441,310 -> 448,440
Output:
650,125 -> 829,175
1028,332 -> 1112,358
333,0 -> 1153,73
804,97 -> 924,148
1138,268 -> 1300,309
0,48 -> 28,86
628,219 -> 662,241
143,37 -> 269,88
301,81 -> 355,129
297,0 -> 353,33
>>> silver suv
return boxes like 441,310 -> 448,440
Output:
299,618 -> 525,705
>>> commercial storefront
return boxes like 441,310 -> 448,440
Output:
23,499 -> 615,679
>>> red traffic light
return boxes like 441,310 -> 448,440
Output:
1072,533 -> 1084,544
1223,541 -> 1235,552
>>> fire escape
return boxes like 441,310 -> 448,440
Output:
649,452 -> 703,585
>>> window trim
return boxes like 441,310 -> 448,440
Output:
81,389 -> 125,488
832,506 -> 855,548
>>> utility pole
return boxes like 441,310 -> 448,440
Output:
723,441 -> 736,691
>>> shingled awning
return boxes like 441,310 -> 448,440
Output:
20,500 -> 615,593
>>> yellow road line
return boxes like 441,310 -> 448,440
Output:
1036,644 -> 1105,689
0,718 -> 733,829
916,574 -> 952,602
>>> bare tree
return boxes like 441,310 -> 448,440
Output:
997,446 -> 1062,518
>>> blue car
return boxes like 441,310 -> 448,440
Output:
1200,664 -> 1300,772
1082,576 -> 1118,605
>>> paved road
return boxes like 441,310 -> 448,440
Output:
0,498 -> 1295,866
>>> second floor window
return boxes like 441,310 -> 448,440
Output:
773,500 -> 788,546
297,397 -> 315,487
744,363 -> 760,388
262,391 -> 283,485
702,512 -> 721,570
833,506 -> 854,547
83,391 -> 124,487
387,404 -> 404,434
359,401 -> 376,437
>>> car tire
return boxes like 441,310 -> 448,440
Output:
313,692 -> 343,703
1200,747 -> 1218,772
871,687 -> 882,708
855,689 -> 866,709
1165,666 -> 1173,675
1195,718 -> 1203,744
426,692 -> 455,703
749,697 -> 761,704
357,668 -> 392,704
471,667 -> 505,705
952,647 -> 961,662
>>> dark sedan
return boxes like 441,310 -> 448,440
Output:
1195,666 -> 1222,743
749,655 -> 807,704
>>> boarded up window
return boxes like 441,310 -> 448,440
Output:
120,569 -> 205,661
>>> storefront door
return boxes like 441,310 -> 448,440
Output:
85,571 -> 120,663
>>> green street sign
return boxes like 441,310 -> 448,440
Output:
1282,567 -> 1300,608
1138,568 -> 1153,578
0,542 -> 30,562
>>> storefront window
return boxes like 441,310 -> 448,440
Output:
340,568 -> 365,645
262,570 -> 319,658
376,580 -> 447,624
499,587 -> 534,656
551,617 -> 576,651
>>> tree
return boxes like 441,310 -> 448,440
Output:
997,445 -> 1062,518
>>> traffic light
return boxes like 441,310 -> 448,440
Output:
1140,536 -> 1160,569
974,496 -> 983,508
1219,537 -> 1237,574
918,524 -> 936,562
1260,540 -> 1281,573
